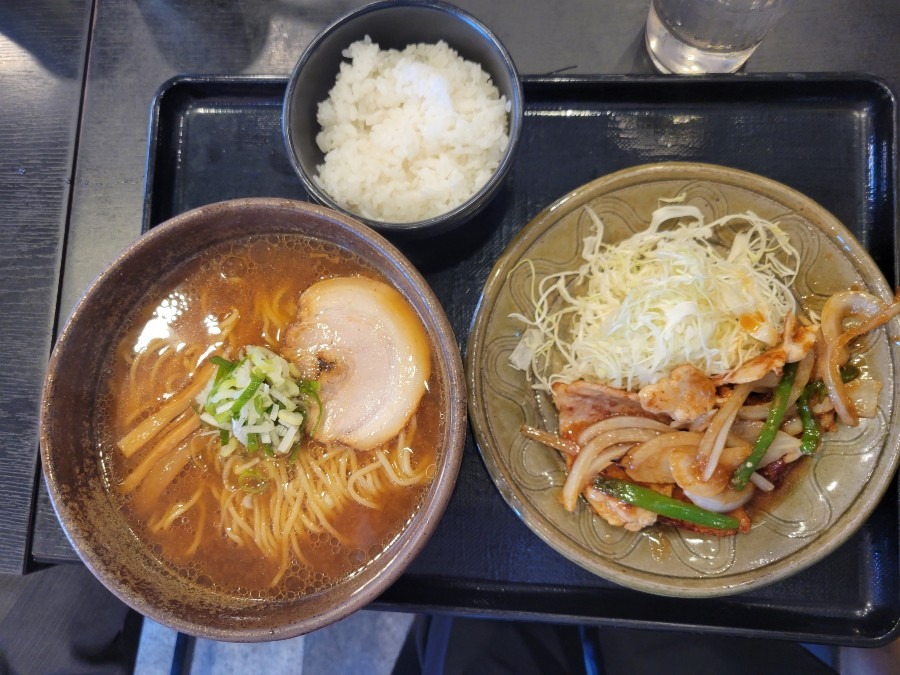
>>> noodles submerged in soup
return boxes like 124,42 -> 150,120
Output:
100,234 -> 440,597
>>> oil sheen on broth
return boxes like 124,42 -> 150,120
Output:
99,234 -> 440,598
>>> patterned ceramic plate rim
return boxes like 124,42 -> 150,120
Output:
466,162 -> 900,597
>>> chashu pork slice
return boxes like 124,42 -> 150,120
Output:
285,277 -> 431,451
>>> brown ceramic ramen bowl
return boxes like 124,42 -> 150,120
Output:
39,198 -> 466,641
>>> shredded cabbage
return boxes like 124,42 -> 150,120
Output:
509,203 -> 800,391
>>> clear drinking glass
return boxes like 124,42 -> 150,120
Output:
645,0 -> 794,75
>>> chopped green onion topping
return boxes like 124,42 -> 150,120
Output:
210,355 -> 236,371
238,469 -> 268,495
221,371 -> 265,424
299,380 -> 323,436
196,346 -> 322,462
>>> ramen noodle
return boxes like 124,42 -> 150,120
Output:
101,234 -> 440,596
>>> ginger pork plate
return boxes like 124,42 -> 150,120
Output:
466,162 -> 900,597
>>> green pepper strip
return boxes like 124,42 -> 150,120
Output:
594,477 -> 740,531
797,363 -> 860,455
840,363 -> 861,383
730,361 -> 798,491
806,366 -> 857,403
796,385 -> 822,455
793,365 -> 857,456
806,380 -> 826,400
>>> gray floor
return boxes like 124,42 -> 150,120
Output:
133,609 -> 900,675
135,610 -> 415,674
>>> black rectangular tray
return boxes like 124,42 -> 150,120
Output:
144,74 -> 899,645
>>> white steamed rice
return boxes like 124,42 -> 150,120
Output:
314,36 -> 511,223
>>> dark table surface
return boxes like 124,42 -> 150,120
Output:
4,0 -> 900,644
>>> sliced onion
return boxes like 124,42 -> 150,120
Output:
623,432 -> 703,484
820,291 -> 885,343
846,378 -> 883,419
735,403 -> 770,421
730,419 -> 802,466
624,431 -> 704,469
562,428 -> 660,511
586,443 -> 634,477
779,416 -> 803,437
671,444 -> 750,497
822,292 -> 900,426
519,424 -> 579,457
684,482 -> 755,512
786,350 -> 815,407
749,472 -> 776,492
698,381 -> 754,481
810,395 -> 834,415
577,415 -> 671,447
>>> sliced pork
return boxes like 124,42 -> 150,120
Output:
551,380 -> 667,442
285,277 -> 431,451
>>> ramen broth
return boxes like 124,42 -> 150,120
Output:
100,234 -> 440,597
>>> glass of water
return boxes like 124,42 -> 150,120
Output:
645,0 -> 794,75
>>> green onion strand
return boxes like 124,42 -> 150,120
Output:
238,469 -> 268,495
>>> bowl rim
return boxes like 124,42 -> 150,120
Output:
465,161 -> 900,598
282,0 -> 524,236
39,197 -> 467,640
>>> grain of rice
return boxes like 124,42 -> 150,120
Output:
315,36 -> 510,223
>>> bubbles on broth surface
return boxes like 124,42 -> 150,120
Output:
98,232 -> 444,601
